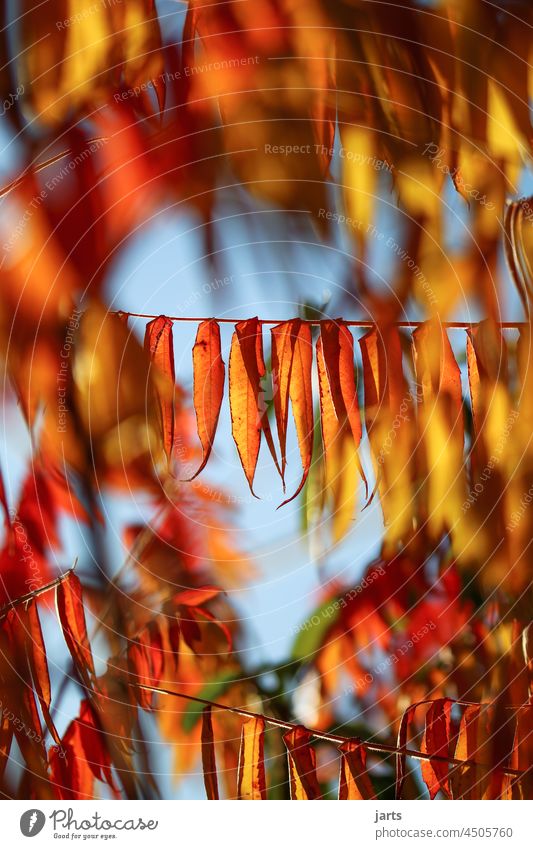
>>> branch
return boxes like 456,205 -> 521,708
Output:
0,139 -> 108,200
115,312 -> 528,329
0,562 -> 77,622
131,683 -> 528,779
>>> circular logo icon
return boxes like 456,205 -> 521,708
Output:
20,810 -> 46,837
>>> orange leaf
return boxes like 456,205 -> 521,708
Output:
395,702 -> 417,799
55,572 -> 95,688
412,321 -> 465,539
229,318 -> 281,494
187,320 -> 225,479
283,725 -> 322,799
237,716 -> 267,800
144,315 -> 176,463
277,320 -> 314,507
271,319 -> 300,488
26,600 -> 61,745
319,320 -> 366,489
420,698 -> 452,799
201,706 -> 220,800
359,325 -> 414,540
338,740 -> 376,799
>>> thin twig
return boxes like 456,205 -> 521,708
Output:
0,139 -> 109,200
132,683 -> 528,779
0,562 -> 77,622
116,312 -> 527,329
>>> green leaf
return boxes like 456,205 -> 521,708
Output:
290,597 -> 341,663
181,673 -> 237,733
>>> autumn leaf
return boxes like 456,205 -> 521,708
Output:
237,716 -> 267,800
0,713 -> 11,781
145,316 -> 176,464
276,320 -> 314,507
338,740 -> 376,800
229,318 -> 281,495
76,700 -> 118,791
201,706 -> 220,800
283,725 -> 322,800
187,320 -> 225,479
128,622 -> 164,710
395,703 -> 417,800
271,319 -> 300,488
412,320 -> 465,541
359,325 -> 414,546
316,326 -> 361,541
319,320 -> 366,487
56,572 -> 95,689
450,704 -> 484,800
420,699 -> 452,799
26,600 -> 61,745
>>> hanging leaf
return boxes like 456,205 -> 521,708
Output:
271,319 -> 300,488
26,599 -> 61,745
187,320 -> 225,479
56,572 -> 95,689
277,320 -> 314,507
319,320 -> 366,489
316,327 -> 360,541
0,713 -> 11,781
237,716 -> 267,800
144,316 -> 176,463
359,325 -> 414,546
0,612 -> 47,776
450,704 -> 484,800
412,320 -> 465,541
128,622 -> 164,711
283,725 -> 322,800
76,700 -> 118,791
201,705 -> 220,800
338,740 -> 376,800
0,468 -> 9,527
396,702 -> 417,800
420,699 -> 452,799
229,318 -> 281,495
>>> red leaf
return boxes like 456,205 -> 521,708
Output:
173,586 -> 223,607
0,713 -> 12,780
56,572 -> 95,688
26,600 -> 61,745
420,698 -> 453,799
77,700 -> 118,791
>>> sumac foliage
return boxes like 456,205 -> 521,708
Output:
0,0 -> 532,802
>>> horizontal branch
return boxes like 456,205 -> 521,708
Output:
133,683 -> 528,779
116,312 -> 527,329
